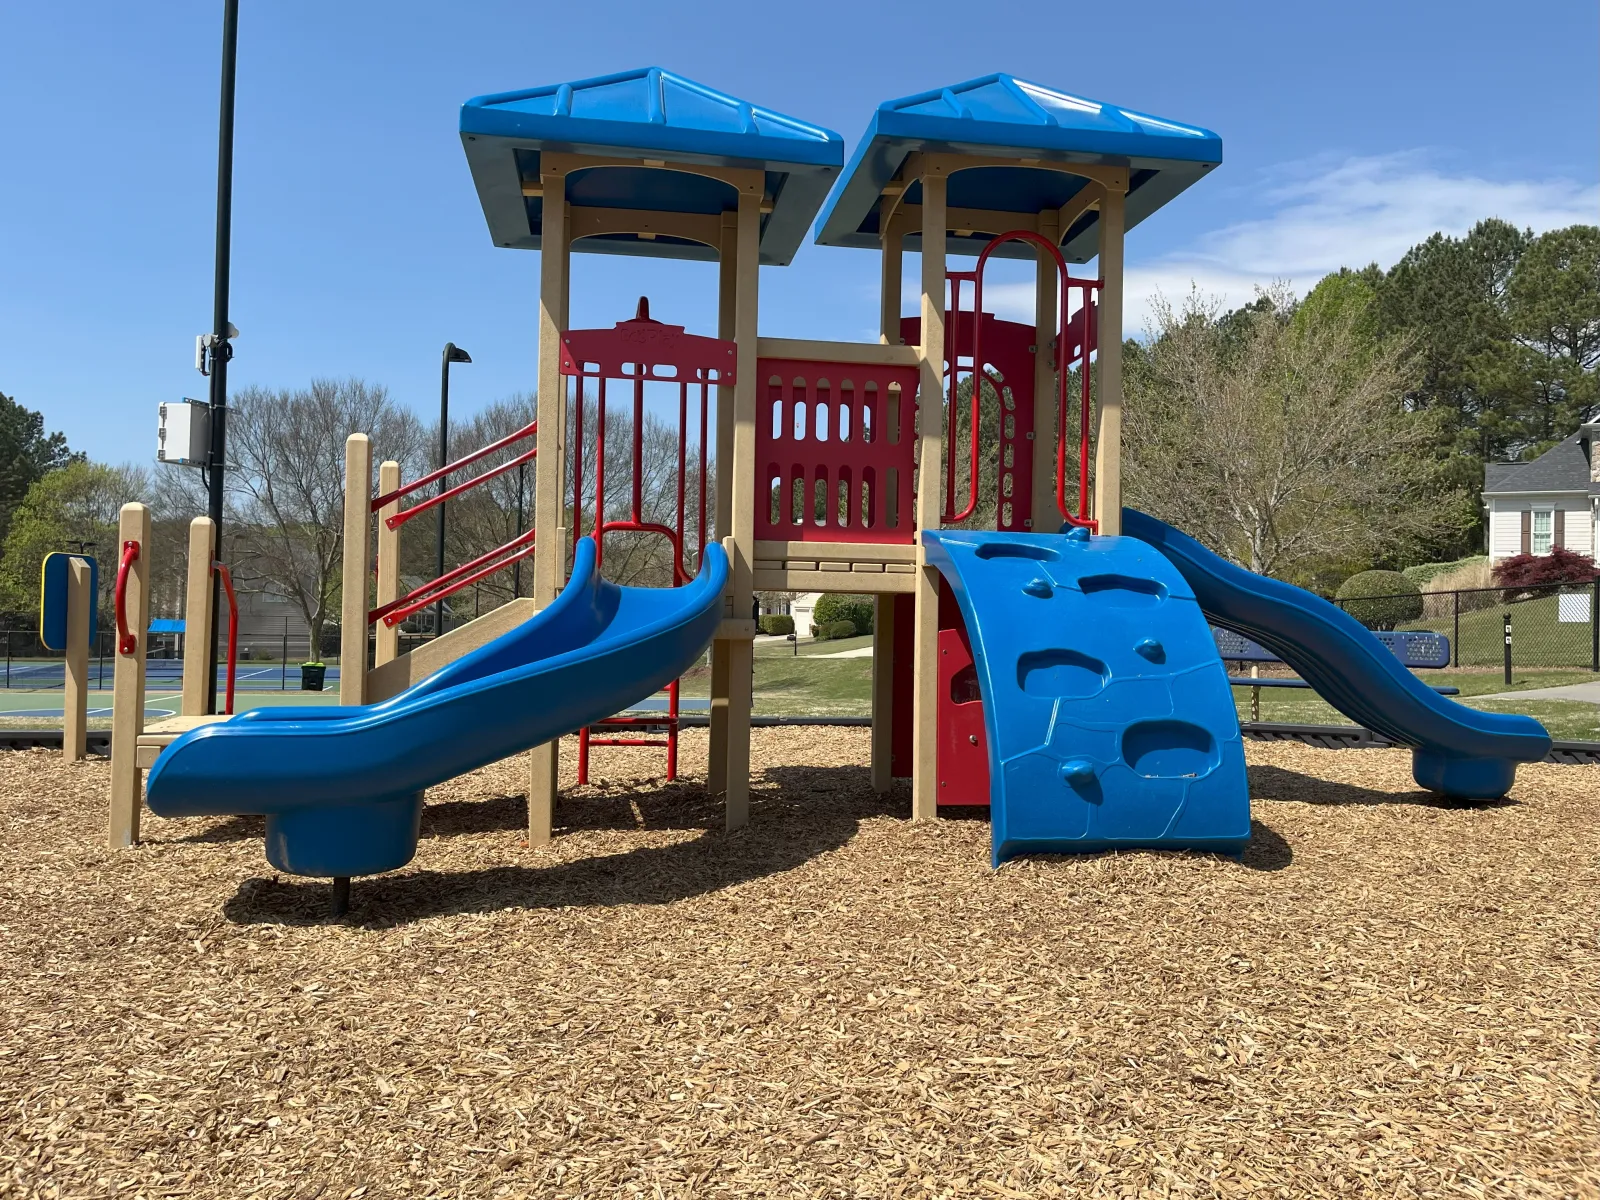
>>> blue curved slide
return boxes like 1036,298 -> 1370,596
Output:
146,539 -> 728,877
1122,508 -> 1550,797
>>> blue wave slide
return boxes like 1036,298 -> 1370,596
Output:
1122,508 -> 1550,797
924,527 -> 1252,866
145,539 -> 728,878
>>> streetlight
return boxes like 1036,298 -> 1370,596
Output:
436,342 -> 471,638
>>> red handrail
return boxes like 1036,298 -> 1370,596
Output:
371,420 -> 536,513
947,230 -> 1099,530
381,444 -> 536,532
114,540 -> 140,655
369,528 -> 536,628
213,562 -> 239,714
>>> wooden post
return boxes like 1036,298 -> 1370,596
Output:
1032,209 -> 1061,531
1092,184 -> 1126,536
62,555 -> 90,761
723,187 -> 762,832
180,517 -> 215,715
374,460 -> 401,666
871,209 -> 905,792
912,169 -> 947,821
526,163 -> 571,845
708,209 -> 738,797
108,502 -> 151,848
339,433 -> 372,705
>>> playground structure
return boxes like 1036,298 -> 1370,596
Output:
110,69 -> 1551,884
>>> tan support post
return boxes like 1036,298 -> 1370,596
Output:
708,208 -> 738,797
180,517 -> 215,715
871,209 -> 905,792
374,460 -> 401,666
339,433 -> 372,705
526,164 -> 571,845
108,502 -> 151,848
62,556 -> 90,761
912,170 -> 948,821
1092,184 -> 1127,536
1032,209 -> 1061,531
723,187 -> 762,832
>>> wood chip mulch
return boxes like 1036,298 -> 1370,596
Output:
0,731 -> 1595,1198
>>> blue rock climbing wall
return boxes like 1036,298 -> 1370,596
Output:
922,528 -> 1251,865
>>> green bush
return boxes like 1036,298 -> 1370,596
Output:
816,620 -> 859,641
1402,556 -> 1487,588
813,593 -> 873,636
758,614 -> 794,636
1335,569 -> 1423,630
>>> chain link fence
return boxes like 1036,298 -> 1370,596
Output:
1335,580 -> 1600,670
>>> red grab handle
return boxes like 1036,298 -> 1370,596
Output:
114,539 -> 141,655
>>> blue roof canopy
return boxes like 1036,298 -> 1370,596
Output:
461,68 -> 843,266
814,75 -> 1221,262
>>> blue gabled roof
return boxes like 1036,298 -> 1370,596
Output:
460,68 -> 843,266
814,75 -> 1222,262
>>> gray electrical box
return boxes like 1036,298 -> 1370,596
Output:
158,399 -> 211,467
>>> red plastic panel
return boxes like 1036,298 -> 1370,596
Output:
936,579 -> 991,805
902,312 -> 1037,533
756,358 -> 920,544
560,312 -> 735,383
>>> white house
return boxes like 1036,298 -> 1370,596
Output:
1482,423 -> 1600,563
790,592 -> 821,638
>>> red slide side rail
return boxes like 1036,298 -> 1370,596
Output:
213,561 -> 238,714
946,230 -> 1099,530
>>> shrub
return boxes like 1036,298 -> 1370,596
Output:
1335,569 -> 1422,630
1403,555 -> 1488,589
813,593 -> 873,636
816,620 -> 859,641
1492,547 -> 1597,599
758,614 -> 794,636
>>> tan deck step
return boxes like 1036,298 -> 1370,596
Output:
136,714 -> 229,768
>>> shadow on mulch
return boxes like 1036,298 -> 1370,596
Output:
222,765 -> 904,928
166,814 -> 265,844
1248,763 -> 1519,809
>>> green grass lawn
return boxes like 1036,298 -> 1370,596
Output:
754,633 -> 873,659
1402,591 -> 1597,668
1232,667 -> 1600,740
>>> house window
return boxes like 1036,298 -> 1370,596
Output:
1532,509 -> 1554,555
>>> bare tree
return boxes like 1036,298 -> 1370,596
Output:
196,379 -> 426,653
1123,283 -> 1469,584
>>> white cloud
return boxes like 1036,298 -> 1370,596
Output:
1124,153 -> 1600,332
957,154 -> 1598,334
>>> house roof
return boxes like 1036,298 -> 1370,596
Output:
1483,432 -> 1600,496
813,74 -> 1221,261
459,67 -> 843,266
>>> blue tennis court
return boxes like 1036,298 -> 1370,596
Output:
1,659 -> 342,692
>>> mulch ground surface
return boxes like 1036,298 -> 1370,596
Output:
0,731 -> 1595,1199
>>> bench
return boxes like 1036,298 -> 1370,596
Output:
1210,627 -> 1458,719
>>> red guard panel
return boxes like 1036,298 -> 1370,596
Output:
756,358 -> 920,544
935,576 -> 991,805
901,312 -> 1037,533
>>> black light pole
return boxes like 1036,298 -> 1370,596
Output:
436,343 -> 471,638
204,0 -> 240,712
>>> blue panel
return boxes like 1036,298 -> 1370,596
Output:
40,553 -> 98,651
923,528 -> 1250,866
814,74 -> 1221,262
149,619 -> 185,634
1124,509 -> 1549,799
460,67 -> 843,266
145,540 -> 728,878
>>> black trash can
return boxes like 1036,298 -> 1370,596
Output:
300,662 -> 326,692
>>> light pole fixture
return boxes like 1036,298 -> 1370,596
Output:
436,343 -> 471,638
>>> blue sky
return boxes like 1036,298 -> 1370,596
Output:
2,0 -> 1596,465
